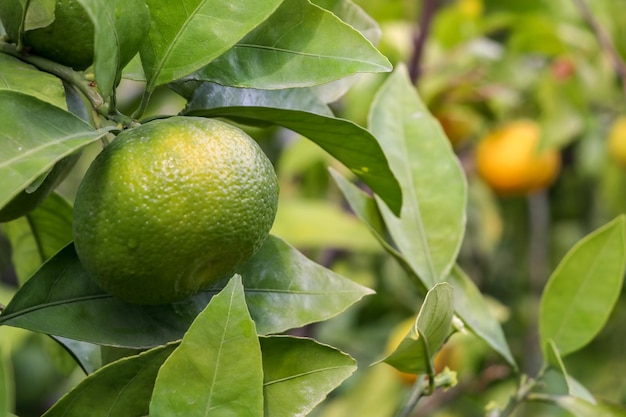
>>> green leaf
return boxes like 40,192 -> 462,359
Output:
312,0 -> 382,44
532,395 -> 626,417
183,107 -> 402,216
75,0 -> 150,97
234,235 -> 374,335
52,336 -> 102,375
261,336 -> 357,417
150,276 -> 263,417
3,192 -> 73,283
329,168 -> 419,282
140,0 -> 283,90
539,215 -> 626,357
174,81 -> 334,117
0,236 -> 369,347
192,0 -> 390,89
545,340 -> 596,404
308,0 -> 384,102
22,0 -> 56,31
0,0 -> 55,36
42,344 -> 176,417
0,244 -> 193,347
0,346 -> 13,417
0,53 -> 66,109
381,283 -> 454,374
331,169 -> 517,369
0,91 -> 109,211
369,65 -> 467,288
270,198 -> 381,251
448,266 -> 517,370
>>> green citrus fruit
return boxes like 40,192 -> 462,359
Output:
0,0 -> 149,70
72,117 -> 279,305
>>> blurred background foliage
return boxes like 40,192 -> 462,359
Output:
2,0 -> 626,416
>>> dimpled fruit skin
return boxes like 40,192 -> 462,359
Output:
72,117 -> 279,305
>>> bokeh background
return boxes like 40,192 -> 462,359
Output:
1,0 -> 626,416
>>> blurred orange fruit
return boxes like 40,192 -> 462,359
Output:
475,120 -> 561,196
608,116 -> 626,168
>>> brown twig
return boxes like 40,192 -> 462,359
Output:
573,0 -> 626,99
409,0 -> 439,84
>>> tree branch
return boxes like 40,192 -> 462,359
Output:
573,0 -> 626,99
408,0 -> 439,84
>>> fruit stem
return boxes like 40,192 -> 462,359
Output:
0,41 -> 140,130
573,0 -> 626,99
409,0 -> 439,83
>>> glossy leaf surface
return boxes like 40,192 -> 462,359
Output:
539,215 -> 626,357
21,0 -> 56,31
329,168 -> 418,280
141,0 -> 283,89
235,236 -> 374,334
150,276 -> 263,417
332,169 -> 517,369
0,91 -> 108,211
261,336 -> 357,417
448,266 -> 517,369
381,283 -> 454,374
369,65 -> 467,287
193,0 -> 390,89
312,0 -> 381,44
0,53 -> 66,109
174,81 -> 333,117
42,345 -> 176,417
52,336 -> 102,375
308,0 -> 383,102
0,236 -> 370,347
75,0 -> 150,97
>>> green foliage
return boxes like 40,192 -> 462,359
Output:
3,193 -> 73,283
0,346 -> 12,417
540,216 -> 626,358
1,0 -> 626,416
369,66 -> 467,288
42,344 -> 176,417
0,53 -> 65,108
150,276 -> 264,417
380,283 -> 454,376
0,236 -> 372,346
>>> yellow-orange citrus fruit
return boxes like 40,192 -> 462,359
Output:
608,116 -> 626,168
72,117 -> 279,305
475,120 -> 561,196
